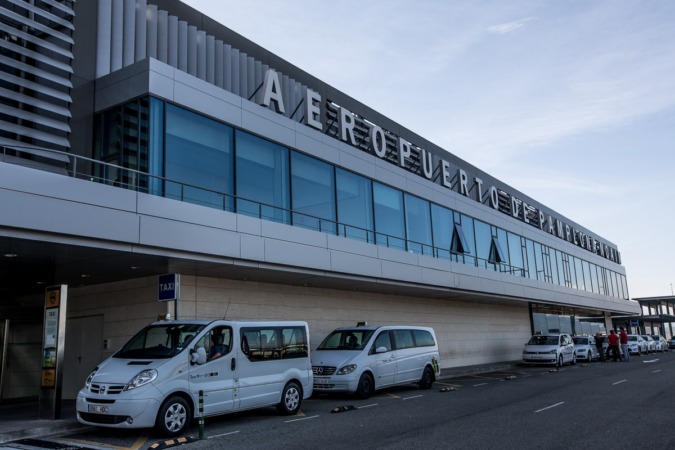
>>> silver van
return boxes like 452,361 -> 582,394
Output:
311,325 -> 441,399
76,320 -> 312,436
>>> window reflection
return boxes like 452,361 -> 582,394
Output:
291,152 -> 336,233
235,131 -> 290,224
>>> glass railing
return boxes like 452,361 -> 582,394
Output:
0,144 -> 540,282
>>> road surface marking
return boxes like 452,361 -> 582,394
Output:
535,402 -> 564,413
209,430 -> 240,438
358,403 -> 379,409
285,414 -> 319,423
613,379 -> 627,385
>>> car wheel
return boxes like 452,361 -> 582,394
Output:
418,366 -> 434,389
571,353 -> 577,365
277,381 -> 302,415
557,355 -> 564,368
356,373 -> 375,399
155,395 -> 191,437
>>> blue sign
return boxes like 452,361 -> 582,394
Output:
158,274 -> 180,302
630,319 -> 639,327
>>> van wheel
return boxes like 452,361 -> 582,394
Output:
418,366 -> 434,389
356,373 -> 374,399
557,355 -> 564,368
277,381 -> 302,415
155,396 -> 191,437
571,353 -> 577,365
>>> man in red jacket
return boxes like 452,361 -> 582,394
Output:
607,329 -> 621,362
619,327 -> 629,362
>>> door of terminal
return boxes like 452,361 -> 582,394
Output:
63,315 -> 103,399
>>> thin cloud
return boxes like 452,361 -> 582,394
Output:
487,17 -> 537,34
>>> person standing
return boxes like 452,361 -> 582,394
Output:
607,329 -> 621,362
619,327 -> 629,362
594,332 -> 605,362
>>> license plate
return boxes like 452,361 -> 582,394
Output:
88,404 -> 109,414
314,378 -> 328,386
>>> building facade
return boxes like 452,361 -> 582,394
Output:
0,0 -> 639,401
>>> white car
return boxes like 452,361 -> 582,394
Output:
311,325 -> 441,399
651,335 -> 668,352
641,335 -> 657,353
572,336 -> 599,361
627,334 -> 647,355
522,333 -> 576,367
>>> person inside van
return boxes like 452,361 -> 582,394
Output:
208,332 -> 226,361
347,333 -> 358,349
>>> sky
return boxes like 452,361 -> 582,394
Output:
182,0 -> 675,299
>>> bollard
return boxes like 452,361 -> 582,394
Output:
198,390 -> 204,440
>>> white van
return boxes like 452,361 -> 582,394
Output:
76,320 -> 312,436
311,325 -> 440,399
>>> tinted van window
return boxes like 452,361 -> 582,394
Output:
413,329 -> 435,347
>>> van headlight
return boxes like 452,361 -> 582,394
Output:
547,350 -> 557,354
85,368 -> 99,389
124,369 -> 158,390
336,364 -> 357,375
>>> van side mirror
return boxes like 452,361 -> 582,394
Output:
190,347 -> 207,365
375,346 -> 388,354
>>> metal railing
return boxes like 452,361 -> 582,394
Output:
1,144 -> 525,278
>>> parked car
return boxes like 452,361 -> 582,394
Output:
641,335 -> 656,353
627,334 -> 647,355
311,325 -> 441,399
669,337 -> 675,350
573,336 -> 599,361
522,333 -> 576,367
652,335 -> 668,352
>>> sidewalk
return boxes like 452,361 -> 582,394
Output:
0,361 -> 520,444
0,399 -> 91,444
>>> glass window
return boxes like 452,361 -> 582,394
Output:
574,257 -> 585,291
373,182 -> 405,250
336,168 -> 374,243
236,130 -> 290,223
591,263 -> 600,294
291,151 -> 336,233
393,330 -> 414,349
474,220 -> 492,269
534,243 -> 544,281
582,260 -> 593,292
431,204 -> 453,260
374,331 -> 392,352
459,214 -> 476,266
165,104 -> 234,210
404,194 -> 432,255
557,251 -> 566,286
596,266 -> 605,295
526,239 -> 537,280
549,249 -> 560,285
507,232 -> 524,276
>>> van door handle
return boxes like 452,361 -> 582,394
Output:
231,358 -> 236,371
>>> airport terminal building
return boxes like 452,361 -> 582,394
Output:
0,0 -> 639,401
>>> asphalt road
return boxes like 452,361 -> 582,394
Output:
6,352 -> 674,450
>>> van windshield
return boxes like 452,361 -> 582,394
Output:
115,323 -> 206,359
317,329 -> 374,351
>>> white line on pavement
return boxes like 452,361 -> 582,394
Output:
535,402 -> 564,413
285,415 -> 319,423
612,379 -> 627,385
209,430 -> 241,438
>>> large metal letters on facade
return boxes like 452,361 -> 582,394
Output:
259,69 -> 620,265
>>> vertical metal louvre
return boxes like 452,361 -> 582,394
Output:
0,0 -> 75,151
95,0 -> 311,123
